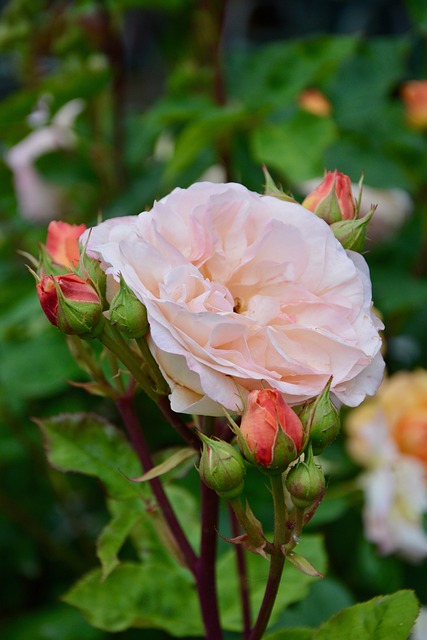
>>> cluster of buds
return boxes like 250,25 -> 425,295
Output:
34,221 -> 150,342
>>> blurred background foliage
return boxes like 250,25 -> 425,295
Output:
2,0 -> 427,637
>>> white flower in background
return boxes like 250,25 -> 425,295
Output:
298,178 -> 413,243
346,370 -> 427,561
412,607 -> 427,640
5,98 -> 84,222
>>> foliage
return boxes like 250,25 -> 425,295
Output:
1,0 -> 427,637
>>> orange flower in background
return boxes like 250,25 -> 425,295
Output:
297,88 -> 332,117
401,80 -> 427,130
46,221 -> 86,269
346,370 -> 427,561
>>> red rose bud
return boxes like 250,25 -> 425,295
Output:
285,446 -> 325,510
238,389 -> 304,473
109,276 -> 148,339
298,378 -> 340,455
198,434 -> 246,499
302,170 -> 356,224
46,221 -> 86,269
37,273 -> 103,336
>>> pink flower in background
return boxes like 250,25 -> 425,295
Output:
82,182 -> 384,415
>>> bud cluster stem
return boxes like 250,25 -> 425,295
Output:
249,474 -> 287,640
99,325 -> 158,401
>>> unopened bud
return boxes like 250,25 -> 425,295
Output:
110,276 -> 148,339
330,208 -> 374,252
302,170 -> 356,224
198,435 -> 245,499
45,221 -> 87,270
238,389 -> 304,474
298,378 -> 340,455
37,273 -> 104,337
286,446 -> 325,509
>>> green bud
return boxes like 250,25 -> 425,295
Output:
110,276 -> 148,339
78,252 -> 107,308
286,446 -> 325,510
198,434 -> 246,499
298,378 -> 340,455
330,208 -> 374,252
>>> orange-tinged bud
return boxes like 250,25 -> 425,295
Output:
298,88 -> 332,117
401,80 -> 427,130
37,273 -> 103,336
302,170 -> 356,224
238,389 -> 304,473
46,221 -> 86,269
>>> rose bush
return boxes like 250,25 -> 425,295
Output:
82,182 -> 384,415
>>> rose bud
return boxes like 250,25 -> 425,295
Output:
37,273 -> 104,336
198,434 -> 246,499
46,221 -> 87,269
401,80 -> 427,130
109,276 -> 149,339
285,446 -> 325,510
238,389 -> 304,474
298,378 -> 340,455
302,170 -> 356,224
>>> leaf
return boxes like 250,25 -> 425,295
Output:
36,413 -> 144,500
251,113 -> 336,184
97,510 -> 142,580
219,534 -> 327,632
131,447 -> 196,482
265,630 -> 314,640
314,590 -> 419,640
285,551 -> 323,578
63,562 -> 203,637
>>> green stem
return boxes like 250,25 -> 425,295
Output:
229,497 -> 265,549
136,336 -> 169,395
99,325 -> 157,401
249,474 -> 287,640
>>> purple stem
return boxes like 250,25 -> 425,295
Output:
229,505 -> 251,638
157,394 -> 200,449
197,479 -> 223,640
115,396 -> 198,575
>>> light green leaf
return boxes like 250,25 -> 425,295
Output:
131,447 -> 197,482
285,551 -> 323,578
219,534 -> 327,632
63,562 -> 203,637
36,413 -> 143,500
251,113 -> 336,184
315,590 -> 418,640
97,510 -> 143,580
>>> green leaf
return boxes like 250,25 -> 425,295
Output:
219,534 -> 327,632
131,447 -> 196,482
265,630 -> 314,640
36,413 -> 143,500
315,590 -> 419,640
97,509 -> 142,580
285,551 -> 323,578
63,562 -> 203,636
251,113 -> 336,184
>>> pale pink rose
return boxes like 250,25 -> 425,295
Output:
82,182 -> 384,415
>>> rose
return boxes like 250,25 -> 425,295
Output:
401,80 -> 427,130
346,370 -> 427,468
37,273 -> 103,335
346,370 -> 427,561
82,182 -> 384,415
239,389 -> 304,471
302,170 -> 356,223
46,221 -> 86,269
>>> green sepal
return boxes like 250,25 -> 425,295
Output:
330,208 -> 375,252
